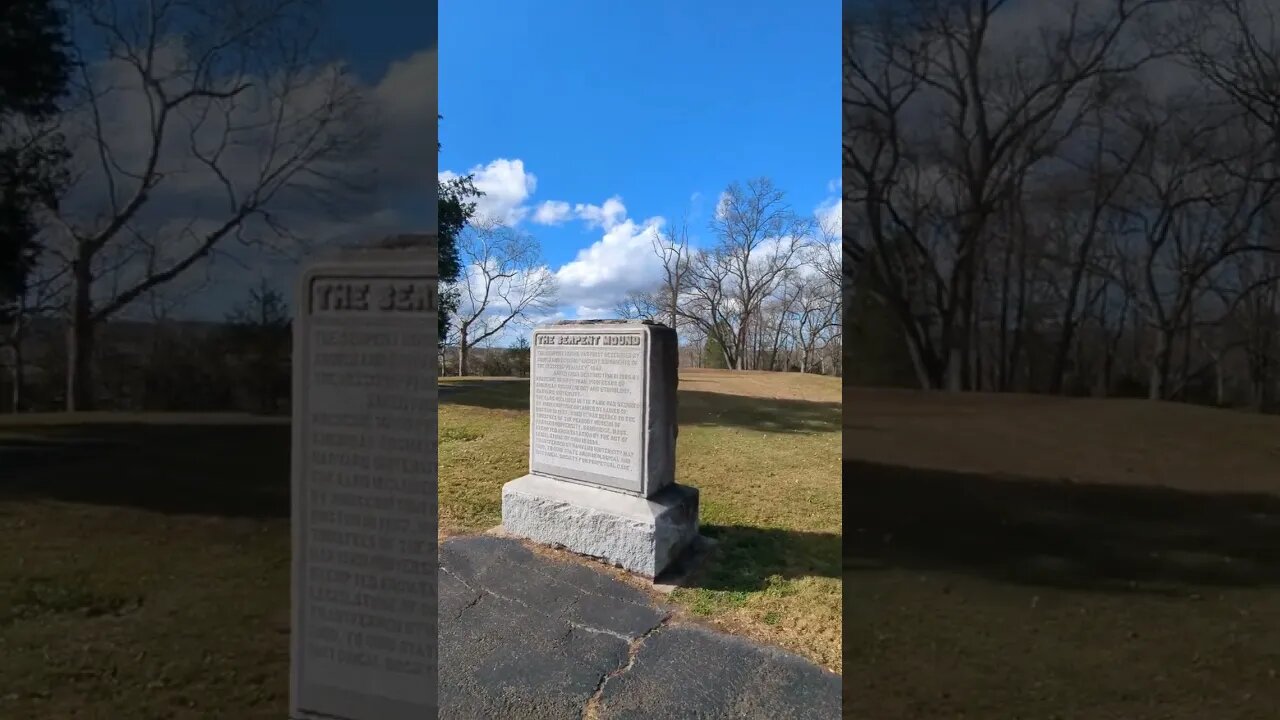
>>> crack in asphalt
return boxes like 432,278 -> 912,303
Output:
440,564 -> 646,642
580,612 -> 673,720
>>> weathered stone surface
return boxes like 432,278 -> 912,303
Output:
290,246 -> 439,720
529,320 -> 677,497
502,474 -> 699,578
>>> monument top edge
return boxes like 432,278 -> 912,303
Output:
301,234 -> 439,271
541,319 -> 670,329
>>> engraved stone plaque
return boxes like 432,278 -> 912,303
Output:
504,319 -> 697,578
290,247 -> 438,720
529,320 -> 677,497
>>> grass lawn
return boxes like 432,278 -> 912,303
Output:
0,368 -> 841,717
846,389 -> 1280,719
0,415 -> 292,719
440,368 -> 843,672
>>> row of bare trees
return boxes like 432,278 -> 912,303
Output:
619,178 -> 842,374
847,0 -> 1280,408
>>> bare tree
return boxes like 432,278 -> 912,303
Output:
788,267 -> 842,374
846,0 -> 1166,390
613,288 -> 661,321
450,220 -> 557,376
41,0 -> 372,409
650,214 -> 691,331
681,178 -> 812,370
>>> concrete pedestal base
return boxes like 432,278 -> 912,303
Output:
501,474 -> 699,579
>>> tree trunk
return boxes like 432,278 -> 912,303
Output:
457,326 -> 470,377
66,251 -> 96,411
9,341 -> 23,413
1215,356 -> 1225,407
945,346 -> 964,391
1148,328 -> 1172,401
904,329 -> 939,391
997,237 -> 1013,391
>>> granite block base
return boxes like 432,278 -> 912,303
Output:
501,474 -> 699,579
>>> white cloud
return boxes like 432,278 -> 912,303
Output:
532,200 -> 572,225
555,198 -> 666,310
816,196 -> 841,235
714,191 -> 732,220
439,158 -> 537,225
573,196 -> 627,230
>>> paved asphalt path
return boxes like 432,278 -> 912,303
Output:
439,535 -> 841,719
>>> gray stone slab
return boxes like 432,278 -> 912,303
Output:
596,625 -> 843,720
289,246 -> 440,720
438,535 -> 841,720
502,474 -> 699,578
529,320 -> 677,497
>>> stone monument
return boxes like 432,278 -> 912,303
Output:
289,239 -> 438,720
501,319 -> 700,579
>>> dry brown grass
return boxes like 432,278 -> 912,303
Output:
847,388 -> 1280,719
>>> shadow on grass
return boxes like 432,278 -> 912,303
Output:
442,379 -> 840,434
682,523 -> 841,593
0,422 -> 290,518
847,459 -> 1280,593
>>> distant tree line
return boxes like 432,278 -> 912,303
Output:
847,0 -> 1280,410
616,178 -> 843,376
1,279 -> 289,413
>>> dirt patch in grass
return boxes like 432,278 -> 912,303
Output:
441,370 -> 843,672
846,389 -> 1280,719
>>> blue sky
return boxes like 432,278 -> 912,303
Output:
439,0 -> 841,341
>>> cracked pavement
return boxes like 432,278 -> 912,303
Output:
439,535 -> 841,720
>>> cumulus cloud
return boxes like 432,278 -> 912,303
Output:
533,200 -> 573,225
573,196 -> 628,230
554,199 -> 666,310
438,158 -> 537,225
